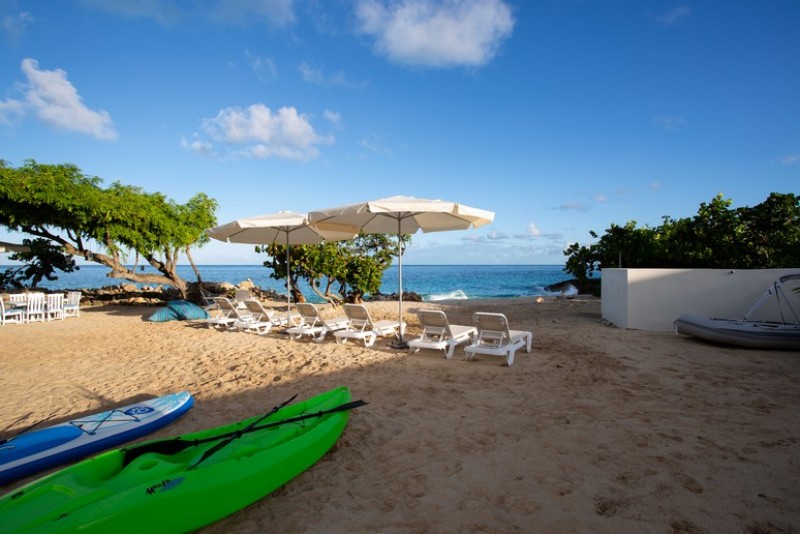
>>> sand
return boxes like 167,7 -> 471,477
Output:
1,297 -> 798,533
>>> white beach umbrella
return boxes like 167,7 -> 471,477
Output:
0,241 -> 30,254
207,211 -> 356,320
308,196 -> 495,347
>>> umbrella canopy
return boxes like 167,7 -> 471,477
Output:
308,196 -> 494,235
0,241 -> 30,254
207,211 -> 356,319
308,196 -> 495,347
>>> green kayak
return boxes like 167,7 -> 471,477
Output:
0,386 -> 364,533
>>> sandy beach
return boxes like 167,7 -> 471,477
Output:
1,297 -> 798,533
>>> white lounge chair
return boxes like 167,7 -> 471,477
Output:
63,291 -> 81,318
46,293 -> 65,321
199,287 -> 219,314
236,299 -> 299,335
464,312 -> 533,366
233,289 -> 252,309
333,303 -> 405,348
197,297 -> 241,330
407,309 -> 477,359
1,299 -> 25,325
286,302 -> 349,343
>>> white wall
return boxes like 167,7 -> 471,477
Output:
601,269 -> 800,332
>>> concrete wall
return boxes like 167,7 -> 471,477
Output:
601,268 -> 800,332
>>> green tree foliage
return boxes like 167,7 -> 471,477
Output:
259,234 -> 406,304
0,238 -> 78,289
564,192 -> 800,281
0,159 -> 218,297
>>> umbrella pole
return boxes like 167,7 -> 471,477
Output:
392,219 -> 407,349
286,232 -> 292,326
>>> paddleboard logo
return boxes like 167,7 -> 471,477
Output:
125,406 -> 155,416
146,477 -> 185,495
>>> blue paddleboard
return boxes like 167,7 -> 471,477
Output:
0,392 -> 194,485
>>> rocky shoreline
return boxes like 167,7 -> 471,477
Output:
5,278 -> 582,307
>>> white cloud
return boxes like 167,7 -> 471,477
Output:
356,0 -> 515,67
0,98 -> 25,126
653,114 -> 687,132
298,62 -> 366,88
527,223 -> 542,237
779,154 -> 800,165
649,181 -> 663,189
657,6 -> 691,27
180,135 -> 215,156
245,50 -> 277,82
461,231 -> 508,243
210,0 -> 296,26
1,59 -> 118,140
323,110 -> 343,128
189,103 -> 333,160
360,132 -> 394,156
79,0 -> 296,27
594,193 -> 607,203
1,10 -> 33,41
560,202 -> 590,213
77,0 -> 184,24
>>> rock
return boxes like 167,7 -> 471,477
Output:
239,279 -> 256,290
367,291 -> 422,302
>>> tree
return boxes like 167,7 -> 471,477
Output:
0,238 -> 78,289
0,160 -> 218,298
259,234 -> 405,304
563,192 -> 800,281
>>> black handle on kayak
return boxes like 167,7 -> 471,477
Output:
121,393 -> 296,468
120,398 -> 366,468
187,393 -> 299,470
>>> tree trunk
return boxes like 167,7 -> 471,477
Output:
26,228 -> 190,299
185,246 -> 203,284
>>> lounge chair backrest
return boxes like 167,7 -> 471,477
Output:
244,299 -> 273,320
473,312 -> 512,347
343,304 -> 372,330
296,303 -> 322,325
418,309 -> 448,328
214,297 -> 238,314
417,309 -> 450,337
235,289 -> 252,301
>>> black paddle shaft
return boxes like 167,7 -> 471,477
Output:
120,398 -> 366,468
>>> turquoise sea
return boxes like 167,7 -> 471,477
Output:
1,264 -> 576,301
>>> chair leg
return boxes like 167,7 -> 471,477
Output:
313,331 -> 328,343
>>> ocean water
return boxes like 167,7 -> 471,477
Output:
0,264 -> 575,301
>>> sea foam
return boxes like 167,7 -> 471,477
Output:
428,289 -> 469,301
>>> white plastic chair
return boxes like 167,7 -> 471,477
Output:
46,293 -> 66,321
64,291 -> 82,318
8,294 -> 26,305
1,299 -> 25,325
25,293 -> 46,323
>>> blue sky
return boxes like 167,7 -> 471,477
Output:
1,0 -> 798,266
